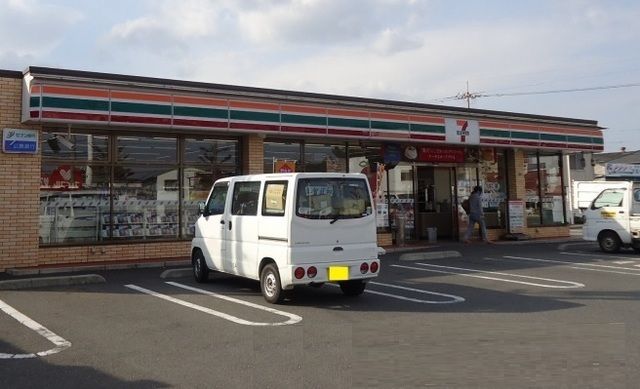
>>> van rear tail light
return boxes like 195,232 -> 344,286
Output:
294,267 -> 305,279
360,262 -> 369,274
370,261 -> 379,273
307,266 -> 317,278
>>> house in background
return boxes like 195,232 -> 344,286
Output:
591,148 -> 640,180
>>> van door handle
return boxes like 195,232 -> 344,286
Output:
228,221 -> 232,230
619,211 -> 625,214
333,247 -> 343,252
220,220 -> 225,225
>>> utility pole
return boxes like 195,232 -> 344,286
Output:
456,81 -> 481,108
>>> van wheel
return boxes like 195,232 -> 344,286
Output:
339,280 -> 366,296
598,232 -> 621,253
260,264 -> 284,304
192,250 -> 209,283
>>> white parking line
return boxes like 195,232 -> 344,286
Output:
559,251 -> 640,261
125,283 -> 301,326
503,255 -> 640,276
0,298 -> 71,359
391,263 -> 585,289
367,281 -> 465,304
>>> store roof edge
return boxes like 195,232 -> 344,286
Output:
24,66 -> 600,128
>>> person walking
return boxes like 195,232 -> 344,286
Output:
463,186 -> 492,243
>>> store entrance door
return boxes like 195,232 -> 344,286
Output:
415,166 -> 456,240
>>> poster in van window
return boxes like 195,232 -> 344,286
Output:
41,165 -> 84,190
265,184 -> 286,213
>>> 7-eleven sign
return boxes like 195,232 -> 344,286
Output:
445,118 -> 479,145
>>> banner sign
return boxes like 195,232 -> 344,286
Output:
417,147 -> 465,163
3,128 -> 38,154
606,163 -> 640,177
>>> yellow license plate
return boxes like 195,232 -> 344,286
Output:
328,266 -> 350,281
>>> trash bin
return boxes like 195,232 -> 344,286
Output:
427,227 -> 437,243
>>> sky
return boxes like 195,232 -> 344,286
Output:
1,0 -> 639,152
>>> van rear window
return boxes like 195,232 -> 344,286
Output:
296,178 -> 372,220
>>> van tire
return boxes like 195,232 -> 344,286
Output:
339,280 -> 366,296
260,264 -> 284,304
598,231 -> 621,253
193,250 -> 209,283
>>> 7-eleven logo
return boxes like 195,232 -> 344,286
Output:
457,120 -> 470,143
445,118 -> 479,145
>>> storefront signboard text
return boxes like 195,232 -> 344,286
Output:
3,128 -> 38,154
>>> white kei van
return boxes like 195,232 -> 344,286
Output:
582,181 -> 640,253
191,173 -> 380,303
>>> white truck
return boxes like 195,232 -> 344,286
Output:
571,180 -> 628,224
191,172 -> 380,303
582,181 -> 640,253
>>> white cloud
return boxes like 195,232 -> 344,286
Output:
0,0 -> 83,67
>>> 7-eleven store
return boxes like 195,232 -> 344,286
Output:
0,67 -> 603,271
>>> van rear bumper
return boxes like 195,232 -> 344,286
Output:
279,259 -> 379,289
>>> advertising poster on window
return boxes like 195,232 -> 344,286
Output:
508,200 -> 525,233
274,160 -> 296,173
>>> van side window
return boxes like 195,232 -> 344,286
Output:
231,182 -> 261,216
262,181 -> 288,216
206,182 -> 228,215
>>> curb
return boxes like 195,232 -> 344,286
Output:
160,268 -> 192,279
0,274 -> 106,290
399,251 -> 461,261
6,260 -> 191,277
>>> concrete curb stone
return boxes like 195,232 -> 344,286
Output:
0,274 -> 106,290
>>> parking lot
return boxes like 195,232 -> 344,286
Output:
1,240 -> 639,388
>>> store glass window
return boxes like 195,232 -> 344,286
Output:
304,143 -> 347,172
112,165 -> 179,240
347,143 -> 385,231
480,149 -> 507,228
525,152 -> 565,226
40,130 -> 241,245
182,138 -> 240,237
42,132 -> 109,161
40,163 -> 110,244
539,154 -> 565,225
117,136 -> 177,163
525,153 -> 541,226
184,138 -> 238,165
264,141 -> 301,173
386,163 -> 415,239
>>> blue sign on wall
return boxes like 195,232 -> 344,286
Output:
3,128 -> 38,154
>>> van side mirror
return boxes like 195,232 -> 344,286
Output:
199,202 -> 207,216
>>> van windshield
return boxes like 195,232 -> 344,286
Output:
591,189 -> 625,209
296,178 -> 373,220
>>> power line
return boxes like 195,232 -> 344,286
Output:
432,82 -> 640,104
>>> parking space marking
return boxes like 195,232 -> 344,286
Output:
391,263 -> 585,289
0,298 -> 71,359
367,281 -> 465,304
559,251 -> 640,261
503,255 -> 640,276
613,261 -> 635,265
125,283 -> 301,326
